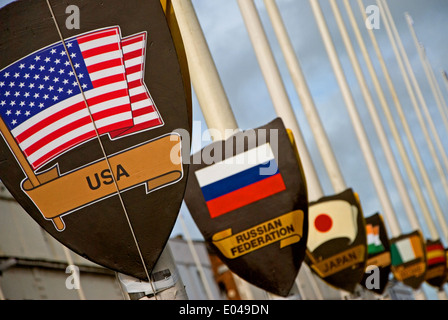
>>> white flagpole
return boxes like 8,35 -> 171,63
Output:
237,0 -> 328,300
170,0 -> 238,141
329,0 -> 422,236
405,13 -> 448,135
63,246 -> 86,300
442,71 -> 448,98
0,284 -> 4,300
343,0 -> 441,250
431,72 -> 448,118
442,70 -> 448,121
376,0 -> 448,240
309,0 -> 401,238
179,214 -> 216,300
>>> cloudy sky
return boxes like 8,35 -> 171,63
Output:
170,0 -> 448,244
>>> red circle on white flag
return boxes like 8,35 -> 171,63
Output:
315,213 -> 332,233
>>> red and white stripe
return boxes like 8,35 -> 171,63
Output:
77,27 -> 133,135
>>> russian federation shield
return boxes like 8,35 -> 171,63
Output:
305,188 -> 367,293
0,0 -> 191,280
184,118 -> 308,297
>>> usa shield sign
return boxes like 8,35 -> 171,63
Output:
0,0 -> 191,281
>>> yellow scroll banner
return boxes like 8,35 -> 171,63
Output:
21,134 -> 183,231
366,251 -> 391,269
211,210 -> 304,259
425,265 -> 446,280
391,260 -> 426,282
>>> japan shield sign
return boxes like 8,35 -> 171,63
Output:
0,0 -> 191,280
184,118 -> 308,297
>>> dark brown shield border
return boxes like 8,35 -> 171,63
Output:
0,0 -> 191,281
184,118 -> 309,297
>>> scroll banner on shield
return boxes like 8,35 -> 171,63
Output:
212,210 -> 304,259
21,134 -> 182,230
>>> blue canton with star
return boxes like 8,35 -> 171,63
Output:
0,39 -> 93,131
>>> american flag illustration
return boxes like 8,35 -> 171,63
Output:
0,26 -> 163,170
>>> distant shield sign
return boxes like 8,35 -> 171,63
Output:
446,249 -> 448,284
360,213 -> 391,295
184,118 -> 308,297
0,0 -> 191,280
390,231 -> 427,290
305,188 -> 367,293
424,239 -> 447,288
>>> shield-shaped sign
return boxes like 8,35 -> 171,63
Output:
390,231 -> 427,290
0,0 -> 191,280
305,188 -> 367,293
445,249 -> 448,284
184,118 -> 308,297
360,213 -> 391,295
424,239 -> 447,289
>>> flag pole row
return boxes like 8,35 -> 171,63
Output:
309,0 -> 401,236
237,0 -> 332,300
239,0 -> 448,299
171,0 -> 317,300
374,0 -> 448,242
308,0 -> 427,299
354,0 -> 448,248
386,7 -> 448,182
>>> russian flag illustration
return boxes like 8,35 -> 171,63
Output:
195,143 -> 286,218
